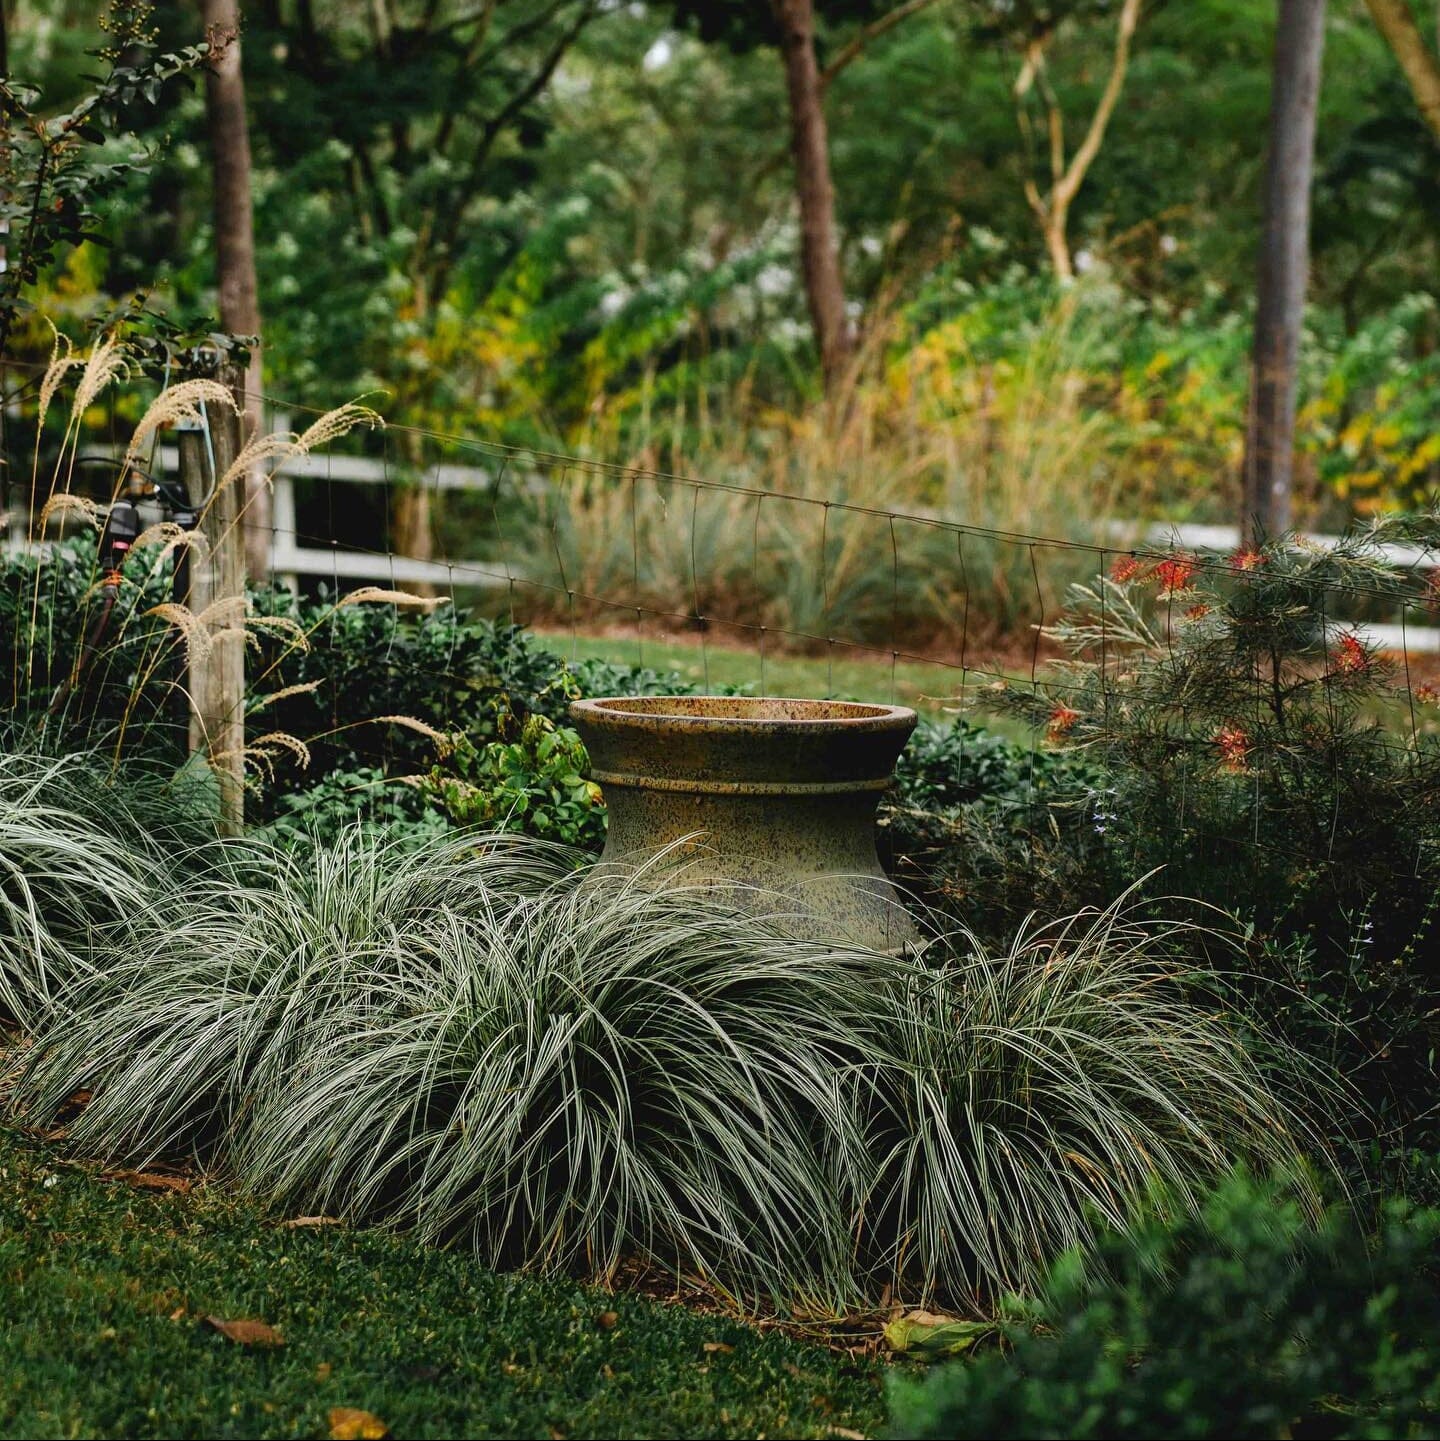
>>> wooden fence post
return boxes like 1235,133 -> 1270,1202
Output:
176,361 -> 247,835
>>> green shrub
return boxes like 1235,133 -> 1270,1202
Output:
4,542 -> 691,840
423,714 -> 607,850
976,525 -> 1440,1187
881,717 -> 1105,917
887,1173 -> 1440,1440
257,764 -> 448,849
1,540 -> 188,762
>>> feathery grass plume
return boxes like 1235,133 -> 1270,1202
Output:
72,332 -> 129,417
859,889 -> 1329,1308
244,731 -> 313,771
36,493 -> 102,533
122,380 -> 236,478
294,402 -> 384,453
194,595 -> 249,637
246,680 -> 324,717
35,323 -> 80,434
131,521 -> 187,552
335,586 -> 442,611
243,614 -> 309,651
141,603 -> 211,665
215,401 -> 382,500
215,428 -> 302,498
367,715 -> 452,749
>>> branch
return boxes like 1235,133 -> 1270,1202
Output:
433,0 -> 505,157
426,0 -> 597,301
819,0 -> 943,93
1365,0 -> 1440,145
1052,0 -> 1142,209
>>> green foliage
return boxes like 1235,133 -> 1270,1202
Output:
13,820 -> 1321,1311
1,538 -> 189,762
887,1172 -> 1440,1440
0,1 -> 210,350
257,764 -> 447,850
976,523 -> 1440,1188
424,715 -> 607,850
0,1124 -> 885,1441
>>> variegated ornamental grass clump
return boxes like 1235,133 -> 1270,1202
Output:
11,819 -> 1329,1314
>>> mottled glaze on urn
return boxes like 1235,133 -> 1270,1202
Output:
570,695 -> 918,949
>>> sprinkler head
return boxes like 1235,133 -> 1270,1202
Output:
99,499 -> 142,570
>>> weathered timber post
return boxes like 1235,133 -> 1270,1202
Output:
176,361 -> 247,835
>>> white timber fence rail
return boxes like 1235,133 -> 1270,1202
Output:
229,410 -> 526,594
6,404 -> 1440,653
1,408 -> 525,594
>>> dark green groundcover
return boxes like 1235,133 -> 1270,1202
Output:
0,1124 -> 884,1440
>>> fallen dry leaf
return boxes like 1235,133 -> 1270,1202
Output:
596,1310 -> 619,1330
280,1215 -> 343,1229
828,1429 -> 867,1440
101,1169 -> 191,1194
882,1309 -> 994,1357
328,1407 -> 390,1440
702,1341 -> 735,1354
316,1362 -> 333,1382
200,1316 -> 285,1348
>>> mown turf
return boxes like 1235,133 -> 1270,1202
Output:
0,1125 -> 885,1439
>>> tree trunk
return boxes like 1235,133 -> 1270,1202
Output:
201,0 -> 269,584
1364,0 -> 1440,143
392,425 -> 434,598
1242,0 -> 1326,543
771,0 -> 853,393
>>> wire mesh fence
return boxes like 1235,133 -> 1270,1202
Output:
5,369 -> 1440,784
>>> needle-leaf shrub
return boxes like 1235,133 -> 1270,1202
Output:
973,524 -> 1440,1190
887,1172 -> 1440,1440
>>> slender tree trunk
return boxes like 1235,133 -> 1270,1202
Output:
771,0 -> 853,393
201,0 -> 269,583
1242,0 -> 1326,543
1015,0 -> 1142,284
1364,0 -> 1440,143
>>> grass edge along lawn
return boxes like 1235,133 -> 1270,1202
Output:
0,1122 -> 886,1440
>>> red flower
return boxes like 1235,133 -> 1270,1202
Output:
1416,682 -> 1440,706
1111,555 -> 1142,583
1046,704 -> 1080,741
1152,555 -> 1198,597
1183,603 -> 1211,622
1230,546 -> 1266,572
1214,723 -> 1250,773
1332,632 -> 1369,677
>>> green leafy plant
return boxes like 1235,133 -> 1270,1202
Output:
0,2 -> 211,353
424,714 -> 607,850
887,1172 -> 1440,1440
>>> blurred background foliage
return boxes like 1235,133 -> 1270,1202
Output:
5,0 -> 1440,524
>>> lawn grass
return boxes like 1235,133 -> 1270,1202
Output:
0,1123 -> 886,1440
534,628 -> 1017,719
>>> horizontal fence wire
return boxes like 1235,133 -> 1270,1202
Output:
6,378 -> 1440,799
